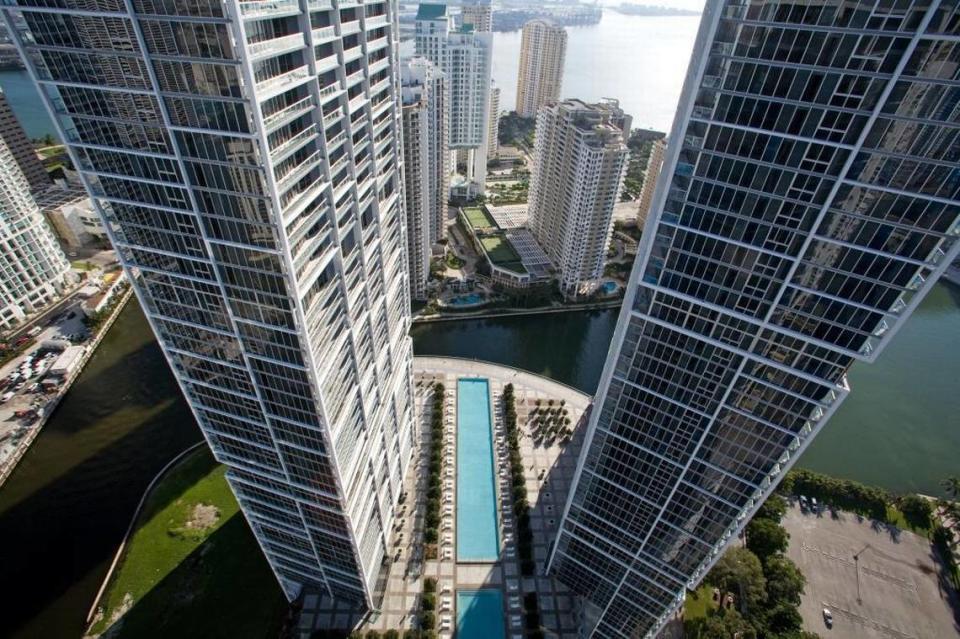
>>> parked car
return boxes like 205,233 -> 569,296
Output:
822,608 -> 833,628
1,391 -> 14,403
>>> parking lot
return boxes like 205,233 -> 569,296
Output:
783,504 -> 959,639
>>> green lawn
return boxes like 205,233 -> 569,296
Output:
480,234 -> 526,274
88,448 -> 285,639
463,206 -> 497,231
684,584 -> 715,621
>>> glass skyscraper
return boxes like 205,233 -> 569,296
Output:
549,0 -> 960,636
2,0 -> 415,609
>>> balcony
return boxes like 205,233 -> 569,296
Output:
263,96 -> 314,132
240,0 -> 300,20
248,32 -> 305,61
365,14 -> 388,29
283,175 -> 327,224
318,83 -> 343,103
316,53 -> 339,74
308,0 -> 332,10
366,36 -> 388,52
691,105 -> 712,120
326,130 -> 347,150
312,25 -> 337,42
270,124 -> 317,163
368,57 -> 389,75
369,77 -> 389,95
277,151 -> 322,192
701,74 -> 722,89
344,69 -> 364,87
340,19 -> 360,35
322,107 -> 343,128
256,66 -> 311,100
343,45 -> 363,63
348,93 -> 367,113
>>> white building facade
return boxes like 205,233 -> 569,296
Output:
0,136 -> 72,330
515,19 -> 567,118
548,0 -> 960,637
528,99 -> 630,299
400,56 -> 447,300
3,0 -> 415,610
415,3 -> 491,197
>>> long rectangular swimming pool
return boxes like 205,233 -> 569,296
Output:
456,590 -> 505,639
456,378 -> 500,562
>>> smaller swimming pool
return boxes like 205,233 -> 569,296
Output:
602,281 -> 618,294
448,293 -> 483,306
456,590 -> 505,639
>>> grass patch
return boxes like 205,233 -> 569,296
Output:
88,448 -> 285,639
463,206 -> 497,231
684,584 -> 715,621
885,504 -> 932,537
480,234 -> 526,274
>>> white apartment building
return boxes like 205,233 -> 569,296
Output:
636,137 -> 665,226
528,99 -> 630,299
459,0 -> 492,32
487,82 -> 500,159
515,19 -> 567,118
400,56 -> 447,300
415,2 -> 492,197
0,136 -> 72,330
3,0 -> 415,610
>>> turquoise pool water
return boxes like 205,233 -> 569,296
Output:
456,590 -> 505,639
602,281 -> 617,294
449,293 -> 483,306
456,378 -> 500,561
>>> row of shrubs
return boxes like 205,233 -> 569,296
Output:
423,383 -> 445,559
343,629 -> 433,639
503,383 -> 536,576
417,577 -> 438,636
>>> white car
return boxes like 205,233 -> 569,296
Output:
823,608 -> 833,628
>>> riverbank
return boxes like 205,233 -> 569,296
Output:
412,299 -> 622,323
84,446 -> 284,639
0,288 -> 133,488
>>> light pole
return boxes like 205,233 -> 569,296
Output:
853,544 -> 871,604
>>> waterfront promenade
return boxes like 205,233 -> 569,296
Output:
0,288 -> 133,487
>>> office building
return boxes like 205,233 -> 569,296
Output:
488,82 -> 500,159
415,3 -> 492,196
2,0 -> 415,609
548,0 -> 960,637
401,56 -> 447,300
636,137 -> 665,226
515,19 -> 567,118
0,136 -> 71,330
0,88 -> 50,195
528,99 -> 629,299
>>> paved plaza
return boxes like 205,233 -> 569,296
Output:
300,356 -> 592,638
783,504 -> 960,639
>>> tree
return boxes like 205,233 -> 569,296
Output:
763,555 -> 806,606
755,494 -> 788,522
705,547 -> 767,615
745,517 -> 789,561
766,602 -> 804,634
898,494 -> 933,529
700,609 -> 756,639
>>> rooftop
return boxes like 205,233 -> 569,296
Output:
416,3 -> 447,20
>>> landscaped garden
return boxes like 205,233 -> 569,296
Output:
85,448 -> 285,639
502,383 -> 535,575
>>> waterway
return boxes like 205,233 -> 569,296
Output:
0,305 -> 198,639
0,70 -> 58,140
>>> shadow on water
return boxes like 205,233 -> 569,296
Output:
0,304 -> 200,639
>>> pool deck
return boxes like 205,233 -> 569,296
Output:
298,356 -> 591,639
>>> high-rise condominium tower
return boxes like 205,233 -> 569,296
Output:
0,136 -> 71,330
0,89 -> 50,195
548,0 -> 960,636
528,99 -> 630,299
415,3 -> 492,196
460,0 -> 492,32
401,56 -> 447,300
516,19 -> 567,118
636,137 -> 666,226
488,82 -> 500,158
2,0 -> 415,608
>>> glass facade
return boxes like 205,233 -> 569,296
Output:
548,0 -> 960,637
2,0 -> 415,608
